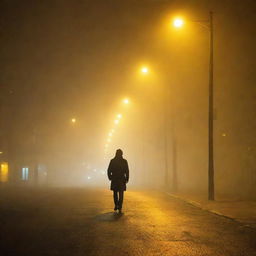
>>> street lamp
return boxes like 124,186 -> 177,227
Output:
71,118 -> 76,123
136,64 -> 171,190
172,12 -> 215,200
173,17 -> 184,28
141,66 -> 149,74
123,98 -> 130,104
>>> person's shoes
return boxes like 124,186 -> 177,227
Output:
118,208 -> 122,214
114,205 -> 118,211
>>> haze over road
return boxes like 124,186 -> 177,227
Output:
0,188 -> 255,256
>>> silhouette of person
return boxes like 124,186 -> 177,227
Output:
107,149 -> 129,213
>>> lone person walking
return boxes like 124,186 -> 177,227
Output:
107,149 -> 129,213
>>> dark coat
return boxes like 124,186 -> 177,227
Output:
107,157 -> 129,191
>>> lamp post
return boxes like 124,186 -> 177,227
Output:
32,128 -> 39,185
163,82 -> 170,190
139,66 -> 172,189
173,11 -> 215,200
208,11 -> 214,200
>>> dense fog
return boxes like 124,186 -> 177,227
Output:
0,0 -> 255,199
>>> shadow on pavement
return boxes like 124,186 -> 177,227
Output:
95,212 -> 124,222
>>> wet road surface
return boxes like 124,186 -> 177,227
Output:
0,188 -> 255,256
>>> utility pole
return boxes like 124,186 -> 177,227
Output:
164,81 -> 169,189
208,11 -> 214,200
164,79 -> 177,191
33,128 -> 39,186
171,127 -> 177,192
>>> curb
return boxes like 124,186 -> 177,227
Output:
166,192 -> 256,230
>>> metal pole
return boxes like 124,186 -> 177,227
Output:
164,116 -> 169,189
163,78 -> 178,192
208,11 -> 214,200
164,82 -> 169,189
33,128 -> 38,186
172,129 -> 177,192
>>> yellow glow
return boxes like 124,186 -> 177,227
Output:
123,98 -> 129,104
109,132 -> 113,137
71,118 -> 76,123
141,66 -> 149,74
0,152 -> 3,154
107,138 -> 111,142
114,119 -> 119,125
173,18 -> 184,28
111,129 -> 115,133
105,144 -> 109,148
0,162 -> 8,183
117,114 -> 122,119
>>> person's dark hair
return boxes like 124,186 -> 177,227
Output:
115,149 -> 123,158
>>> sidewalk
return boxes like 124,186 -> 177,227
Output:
168,192 -> 256,229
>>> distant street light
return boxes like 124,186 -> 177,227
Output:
71,118 -> 76,123
117,114 -> 122,119
123,98 -> 130,104
114,119 -> 119,125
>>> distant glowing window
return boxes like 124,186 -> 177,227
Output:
22,167 -> 29,180
0,162 -> 8,182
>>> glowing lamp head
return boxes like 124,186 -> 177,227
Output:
114,119 -> 119,125
71,118 -> 76,123
141,66 -> 149,74
117,114 -> 122,119
123,98 -> 129,104
173,18 -> 184,28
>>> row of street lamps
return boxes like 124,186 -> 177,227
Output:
104,98 -> 130,156
103,12 -> 215,199
153,13 -> 215,200
142,13 -> 215,200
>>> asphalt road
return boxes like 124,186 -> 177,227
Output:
0,188 -> 255,256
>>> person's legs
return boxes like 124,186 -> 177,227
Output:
113,190 -> 118,210
118,190 -> 124,210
